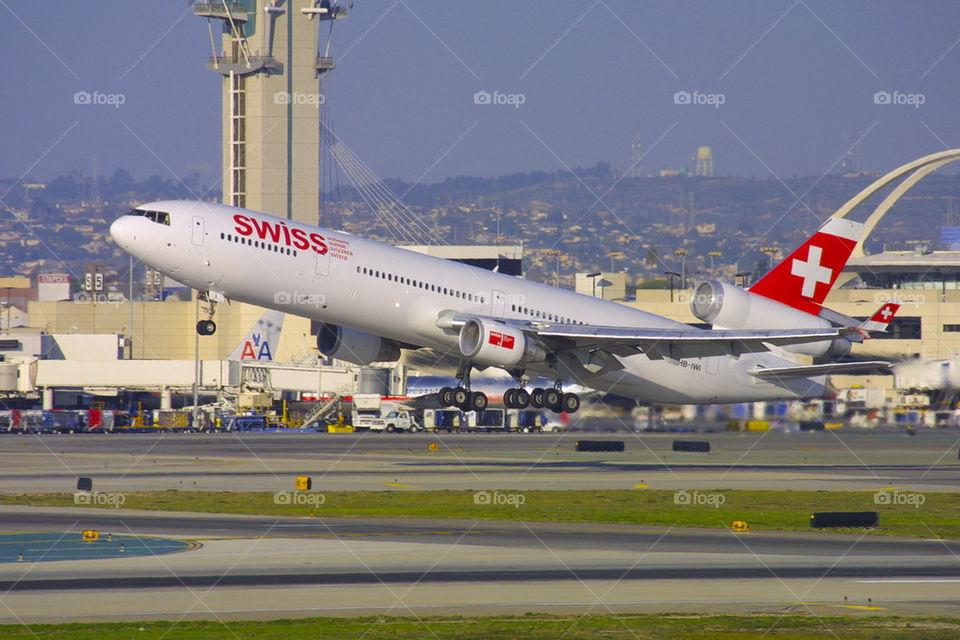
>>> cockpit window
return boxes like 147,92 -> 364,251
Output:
129,209 -> 171,226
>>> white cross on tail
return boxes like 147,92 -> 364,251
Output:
790,245 -> 832,298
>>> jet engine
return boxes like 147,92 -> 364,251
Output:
690,280 -> 851,358
316,323 -> 401,366
458,318 -> 547,368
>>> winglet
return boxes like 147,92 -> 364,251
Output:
749,217 -> 864,315
858,302 -> 900,334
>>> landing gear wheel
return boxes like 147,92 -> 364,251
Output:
452,387 -> 469,407
514,388 -> 530,409
543,388 -> 563,412
561,393 -> 581,414
469,391 -> 488,412
504,388 -> 517,408
196,320 -> 216,335
530,388 -> 545,409
439,387 -> 455,407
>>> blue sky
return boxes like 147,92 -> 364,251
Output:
2,1 -> 959,185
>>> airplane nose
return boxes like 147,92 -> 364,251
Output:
109,216 -> 133,248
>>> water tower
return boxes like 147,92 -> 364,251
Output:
695,145 -> 714,177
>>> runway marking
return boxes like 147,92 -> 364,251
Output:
853,579 -> 960,584
190,530 -> 519,541
782,601 -> 886,611
379,482 -> 418,488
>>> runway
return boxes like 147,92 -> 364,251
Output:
2,429 -> 958,493
1,506 -> 960,622
1,430 -> 959,623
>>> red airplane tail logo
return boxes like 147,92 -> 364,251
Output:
749,217 -> 863,315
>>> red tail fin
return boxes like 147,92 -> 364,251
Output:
749,217 -> 863,315
858,302 -> 900,333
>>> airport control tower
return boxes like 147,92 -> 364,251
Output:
193,1 -> 347,225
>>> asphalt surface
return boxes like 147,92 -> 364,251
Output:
1,430 -> 959,622
3,430 -> 958,493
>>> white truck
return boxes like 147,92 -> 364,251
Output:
353,410 -> 421,433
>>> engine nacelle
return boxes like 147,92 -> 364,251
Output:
458,318 -> 546,368
690,280 -> 851,358
316,323 -> 401,366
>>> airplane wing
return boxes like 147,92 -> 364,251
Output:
442,314 -> 863,362
747,360 -> 892,380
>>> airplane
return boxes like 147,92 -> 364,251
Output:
109,202 -> 896,414
226,309 -> 285,361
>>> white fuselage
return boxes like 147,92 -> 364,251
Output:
110,201 -> 828,404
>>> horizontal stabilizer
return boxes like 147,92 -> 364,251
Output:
748,360 -> 892,380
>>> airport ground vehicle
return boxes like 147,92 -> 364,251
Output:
353,409 -> 421,432
421,408 -> 560,433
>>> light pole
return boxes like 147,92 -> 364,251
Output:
708,251 -> 722,275
609,251 -> 624,273
546,249 -> 561,287
674,248 -> 688,289
3,287 -> 11,334
664,271 -> 680,303
760,247 -> 780,273
586,271 -> 601,298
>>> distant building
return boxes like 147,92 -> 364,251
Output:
37,274 -> 70,302
575,271 -> 627,300
404,245 -> 523,277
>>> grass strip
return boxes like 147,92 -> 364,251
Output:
2,614 -> 960,639
1,489 -> 958,539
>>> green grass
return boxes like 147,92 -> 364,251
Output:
2,489 -> 958,539
2,614 -> 960,639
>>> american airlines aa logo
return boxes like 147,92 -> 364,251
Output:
240,332 -> 273,361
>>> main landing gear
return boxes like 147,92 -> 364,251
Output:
196,291 -> 218,336
438,360 -> 489,412
504,383 -> 580,413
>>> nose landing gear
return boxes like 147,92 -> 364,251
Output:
196,319 -> 217,336
195,291 -> 220,335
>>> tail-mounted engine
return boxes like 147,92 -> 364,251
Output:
690,280 -> 852,358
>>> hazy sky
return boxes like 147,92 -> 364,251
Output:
2,1 -> 959,186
